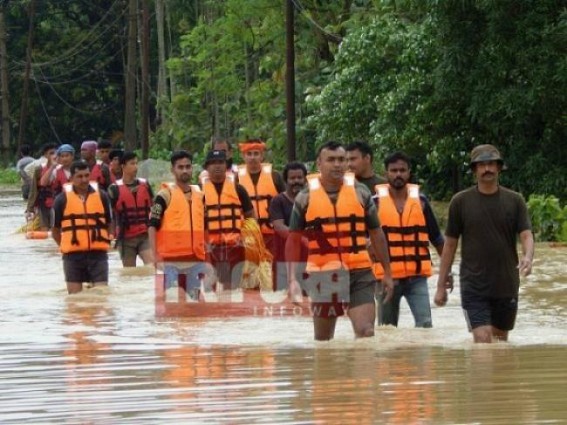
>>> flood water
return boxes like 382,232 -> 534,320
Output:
1,188 -> 566,424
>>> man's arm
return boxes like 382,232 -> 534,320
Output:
368,227 -> 394,303
434,236 -> 459,306
518,229 -> 534,277
236,184 -> 257,219
285,194 -> 307,302
51,194 -> 65,246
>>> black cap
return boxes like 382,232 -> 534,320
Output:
204,150 -> 227,167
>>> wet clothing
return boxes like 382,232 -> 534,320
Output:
63,251 -> 108,283
462,291 -> 518,331
378,276 -> 432,328
17,156 -> 35,200
446,186 -> 531,298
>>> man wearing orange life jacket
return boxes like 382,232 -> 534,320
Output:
51,160 -> 113,294
237,139 -> 285,253
374,151 -> 446,328
202,149 -> 255,290
25,143 -> 58,231
148,150 -> 213,300
286,141 -> 394,341
108,151 -> 154,267
80,140 -> 112,190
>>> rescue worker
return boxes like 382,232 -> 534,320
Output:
51,160 -> 113,294
286,141 -> 394,341
198,139 -> 239,184
237,139 -> 285,253
148,151 -> 212,300
346,140 -> 386,192
374,151 -> 446,328
108,151 -> 154,267
202,150 -> 255,290
80,140 -> 112,190
434,144 -> 534,343
25,143 -> 58,230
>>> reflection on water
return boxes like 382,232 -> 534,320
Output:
1,190 -> 566,424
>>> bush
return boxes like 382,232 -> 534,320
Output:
0,168 -> 20,185
527,195 -> 567,242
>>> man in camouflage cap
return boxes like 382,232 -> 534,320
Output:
434,144 -> 534,343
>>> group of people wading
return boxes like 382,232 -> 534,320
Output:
19,139 -> 534,343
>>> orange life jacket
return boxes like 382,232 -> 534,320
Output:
203,175 -> 243,246
304,173 -> 371,272
237,164 -> 278,234
60,183 -> 110,253
155,183 -> 205,261
114,178 -> 152,239
373,183 -> 432,279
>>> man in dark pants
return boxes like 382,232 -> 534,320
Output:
434,144 -> 534,343
52,160 -> 112,294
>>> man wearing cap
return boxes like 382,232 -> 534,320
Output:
434,144 -> 534,343
108,151 -> 154,267
198,139 -> 239,184
237,139 -> 285,253
202,149 -> 256,289
80,140 -> 112,190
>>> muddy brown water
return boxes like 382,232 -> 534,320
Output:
1,189 -> 566,424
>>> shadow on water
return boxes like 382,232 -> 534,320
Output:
0,192 -> 566,423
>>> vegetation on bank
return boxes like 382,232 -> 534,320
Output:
1,1 -> 565,202
0,167 -> 19,185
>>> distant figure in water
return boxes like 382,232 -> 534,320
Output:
434,144 -> 534,343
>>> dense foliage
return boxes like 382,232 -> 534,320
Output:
1,0 -> 565,199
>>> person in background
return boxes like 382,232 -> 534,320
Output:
51,160 -> 112,294
108,149 -> 124,183
39,144 -> 75,202
16,144 -> 35,200
108,151 -> 154,267
286,141 -> 394,341
80,140 -> 112,190
237,139 -> 285,253
374,151 -> 446,328
96,139 -> 113,165
345,140 -> 386,192
434,144 -> 534,343
25,143 -> 58,230
269,161 -> 308,290
202,150 -> 255,290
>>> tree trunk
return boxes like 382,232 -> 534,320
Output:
155,0 -> 167,124
17,0 -> 35,151
140,0 -> 150,159
165,1 -> 176,100
0,7 -> 11,162
124,0 -> 138,151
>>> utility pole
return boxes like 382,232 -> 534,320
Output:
285,0 -> 296,161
